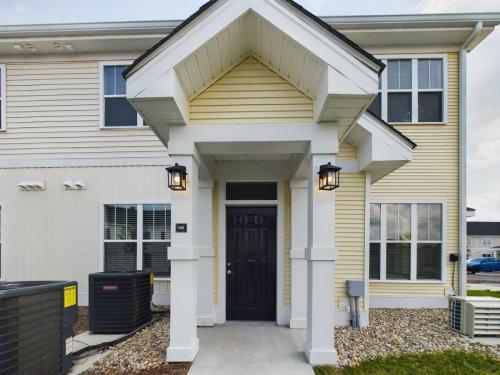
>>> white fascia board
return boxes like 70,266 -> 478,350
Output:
253,0 -> 379,93
353,113 -> 413,181
125,0 -> 246,87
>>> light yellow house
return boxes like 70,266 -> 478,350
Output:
0,0 -> 499,366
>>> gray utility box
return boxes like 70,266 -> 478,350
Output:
346,280 -> 364,297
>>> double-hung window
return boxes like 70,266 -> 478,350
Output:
0,64 -> 5,130
370,202 -> 444,281
482,238 -> 492,248
101,63 -> 144,127
103,204 -> 171,277
369,56 -> 445,123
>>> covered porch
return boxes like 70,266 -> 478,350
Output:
123,0 -> 414,365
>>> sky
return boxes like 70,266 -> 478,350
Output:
0,0 -> 499,220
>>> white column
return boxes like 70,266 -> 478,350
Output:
167,155 -> 200,362
289,178 -> 308,329
197,179 -> 215,326
305,153 -> 337,365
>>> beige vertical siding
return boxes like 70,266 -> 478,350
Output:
212,181 -> 219,305
335,171 -> 366,309
283,180 -> 291,308
370,52 -> 460,296
189,56 -> 313,124
0,165 -> 171,303
0,59 -> 167,159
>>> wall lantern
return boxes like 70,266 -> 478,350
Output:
318,162 -> 341,191
166,163 -> 187,191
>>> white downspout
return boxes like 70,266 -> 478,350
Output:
459,21 -> 483,296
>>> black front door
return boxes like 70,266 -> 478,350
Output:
226,207 -> 277,321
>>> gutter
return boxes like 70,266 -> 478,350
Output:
459,21 -> 483,296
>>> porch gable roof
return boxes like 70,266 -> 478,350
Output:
124,0 -> 384,141
123,0 -> 384,79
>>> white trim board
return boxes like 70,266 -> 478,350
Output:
0,157 -> 170,169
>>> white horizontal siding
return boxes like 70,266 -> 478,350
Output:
0,59 -> 168,160
0,165 -> 171,304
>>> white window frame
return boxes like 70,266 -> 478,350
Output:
100,202 -> 171,280
376,54 -> 448,125
99,61 -> 145,129
370,199 -> 446,283
482,237 -> 492,248
0,64 -> 6,131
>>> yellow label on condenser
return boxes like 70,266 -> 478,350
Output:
150,273 -> 155,285
64,286 -> 77,308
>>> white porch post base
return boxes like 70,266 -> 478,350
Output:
305,250 -> 337,365
166,339 -> 200,362
305,348 -> 337,366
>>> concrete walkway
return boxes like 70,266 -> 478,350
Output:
188,323 -> 315,375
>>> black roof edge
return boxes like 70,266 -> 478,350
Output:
123,0 -> 385,79
366,110 -> 417,149
283,0 -> 385,72
123,0 -> 218,78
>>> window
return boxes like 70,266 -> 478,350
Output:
482,238 -> 492,248
0,64 -> 5,130
103,204 -> 171,277
101,63 -> 144,127
226,182 -> 277,200
369,202 -> 444,281
371,56 -> 445,123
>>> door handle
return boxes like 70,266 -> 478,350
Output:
227,269 -> 235,275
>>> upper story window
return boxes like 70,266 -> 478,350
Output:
370,202 -> 444,281
0,65 -> 5,131
482,238 -> 492,248
369,56 -> 446,124
100,63 -> 145,128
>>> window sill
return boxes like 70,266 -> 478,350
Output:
389,122 -> 447,126
369,279 -> 445,284
100,126 -> 148,130
153,277 -> 171,282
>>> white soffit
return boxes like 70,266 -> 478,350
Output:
347,112 -> 414,182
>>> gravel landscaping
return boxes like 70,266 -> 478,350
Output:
81,308 -> 499,373
335,308 -> 499,367
81,314 -> 190,375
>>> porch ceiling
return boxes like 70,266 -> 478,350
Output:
125,0 -> 382,143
